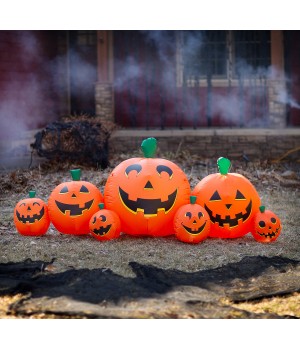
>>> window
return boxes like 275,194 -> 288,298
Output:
76,30 -> 97,46
234,30 -> 271,76
178,30 -> 271,86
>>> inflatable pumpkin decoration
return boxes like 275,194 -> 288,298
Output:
252,205 -> 282,243
192,157 -> 261,238
89,203 -> 121,241
14,190 -> 50,236
104,137 -> 191,236
174,195 -> 210,244
48,169 -> 103,235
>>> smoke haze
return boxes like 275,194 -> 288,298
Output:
114,31 -> 299,127
0,30 -> 299,153
0,31 -> 60,153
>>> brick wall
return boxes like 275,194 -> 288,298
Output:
109,129 -> 300,161
268,79 -> 287,128
95,82 -> 114,120
1,128 -> 299,169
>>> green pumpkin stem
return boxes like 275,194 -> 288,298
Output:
259,205 -> 266,213
29,190 -> 36,198
99,203 -> 105,210
141,138 -> 157,158
70,169 -> 81,181
190,195 -> 197,204
217,157 -> 231,175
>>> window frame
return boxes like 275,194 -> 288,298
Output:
177,30 -> 271,87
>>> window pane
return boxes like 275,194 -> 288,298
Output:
234,30 -> 271,76
182,30 -> 227,83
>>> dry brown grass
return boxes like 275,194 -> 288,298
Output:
0,152 -> 299,318
230,292 -> 300,318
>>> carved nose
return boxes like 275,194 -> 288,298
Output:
225,204 -> 232,209
193,219 -> 197,224
71,193 -> 77,198
144,181 -> 153,189
27,206 -> 31,211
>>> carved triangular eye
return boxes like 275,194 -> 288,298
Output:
80,185 -> 89,193
210,191 -> 221,201
235,190 -> 246,200
60,186 -> 68,194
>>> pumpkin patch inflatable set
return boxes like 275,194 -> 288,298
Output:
192,157 -> 262,239
252,205 -> 282,243
104,137 -> 191,236
14,190 -> 50,236
13,138 -> 282,243
89,203 -> 121,241
173,195 -> 210,244
48,169 -> 103,235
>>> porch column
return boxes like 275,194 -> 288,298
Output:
95,30 -> 114,121
268,30 -> 286,128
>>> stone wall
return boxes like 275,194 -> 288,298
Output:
268,79 -> 287,128
95,82 -> 114,120
1,128 -> 299,170
109,128 -> 300,161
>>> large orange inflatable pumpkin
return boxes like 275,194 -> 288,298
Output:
104,138 -> 191,236
174,195 -> 210,244
252,205 -> 282,243
192,157 -> 261,238
48,169 -> 103,235
89,203 -> 121,241
14,190 -> 50,236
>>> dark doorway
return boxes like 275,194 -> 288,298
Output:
69,31 -> 97,115
284,31 -> 300,126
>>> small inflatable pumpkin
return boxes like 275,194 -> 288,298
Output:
48,169 -> 103,235
192,157 -> 261,238
14,190 -> 50,236
252,205 -> 282,243
104,137 -> 191,236
174,195 -> 210,244
89,203 -> 121,241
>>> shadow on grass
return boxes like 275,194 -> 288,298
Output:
1,256 -> 300,305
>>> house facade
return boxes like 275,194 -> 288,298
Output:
0,30 -> 299,138
0,30 -> 299,164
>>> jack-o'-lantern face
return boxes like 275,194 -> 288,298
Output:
104,138 -> 190,236
192,158 -> 261,238
48,169 -> 103,235
53,182 -> 95,217
89,204 -> 121,241
174,196 -> 210,243
14,191 -> 50,236
119,162 -> 178,217
252,206 -> 282,243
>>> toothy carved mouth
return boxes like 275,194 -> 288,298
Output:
256,226 -> 280,238
205,200 -> 252,228
182,221 -> 207,235
55,199 -> 94,216
93,225 -> 112,236
16,207 -> 45,224
119,187 -> 177,217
